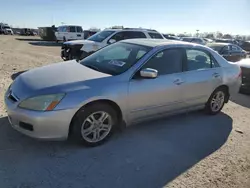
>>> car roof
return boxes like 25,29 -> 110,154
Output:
121,39 -> 197,48
58,25 -> 81,27
103,28 -> 160,33
208,43 -> 230,46
182,37 -> 200,39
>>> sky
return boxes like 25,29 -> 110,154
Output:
1,0 -> 250,35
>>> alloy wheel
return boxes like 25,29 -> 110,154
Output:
81,111 -> 112,143
210,91 -> 225,112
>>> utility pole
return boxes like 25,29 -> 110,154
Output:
196,29 -> 199,37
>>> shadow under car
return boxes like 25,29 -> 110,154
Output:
0,111 -> 232,188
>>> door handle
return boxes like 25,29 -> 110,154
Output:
173,79 -> 184,85
213,73 -> 220,78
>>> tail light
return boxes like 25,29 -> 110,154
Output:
238,69 -> 242,78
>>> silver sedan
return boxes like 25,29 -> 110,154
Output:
4,39 -> 242,146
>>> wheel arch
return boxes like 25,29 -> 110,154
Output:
68,99 -> 123,137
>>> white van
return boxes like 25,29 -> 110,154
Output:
55,25 -> 84,42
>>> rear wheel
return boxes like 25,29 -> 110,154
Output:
205,88 -> 227,115
71,103 -> 118,146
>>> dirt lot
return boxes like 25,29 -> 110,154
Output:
0,35 -> 250,188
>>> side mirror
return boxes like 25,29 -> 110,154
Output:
109,39 -> 116,44
140,68 -> 158,79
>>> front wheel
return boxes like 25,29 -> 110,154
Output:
71,103 -> 118,146
205,88 -> 227,115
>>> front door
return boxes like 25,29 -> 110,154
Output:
128,48 -> 186,122
182,48 -> 223,107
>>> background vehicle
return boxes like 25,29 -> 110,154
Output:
55,25 -> 84,42
83,29 -> 99,39
38,26 -> 57,41
5,39 -> 241,146
240,41 -> 250,52
214,38 -> 239,45
0,23 -> 13,35
61,28 -> 165,61
237,59 -> 250,93
207,43 -> 247,62
203,38 -> 213,43
20,28 -> 35,36
163,34 -> 180,40
181,37 -> 206,45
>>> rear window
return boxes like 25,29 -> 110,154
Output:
148,32 -> 163,39
76,27 -> 83,32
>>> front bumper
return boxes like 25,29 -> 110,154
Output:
4,93 -> 76,140
61,44 -> 83,61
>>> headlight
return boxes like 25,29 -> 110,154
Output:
19,94 -> 65,111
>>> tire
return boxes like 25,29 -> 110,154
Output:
71,103 -> 118,146
205,88 -> 227,115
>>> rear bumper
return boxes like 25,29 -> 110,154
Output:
241,67 -> 250,89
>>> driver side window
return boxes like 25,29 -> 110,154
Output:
109,32 -> 125,43
142,49 -> 183,75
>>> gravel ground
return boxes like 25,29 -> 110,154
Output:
0,36 -> 250,188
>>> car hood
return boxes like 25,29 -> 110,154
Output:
64,39 -> 99,45
11,60 -> 110,99
237,59 -> 250,68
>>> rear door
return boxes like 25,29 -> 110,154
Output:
68,26 -> 77,40
76,26 -> 84,39
182,48 -> 222,107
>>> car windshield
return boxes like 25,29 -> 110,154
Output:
207,44 -> 224,52
80,42 -> 152,75
3,26 -> 10,29
148,32 -> 163,39
87,30 -> 115,42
